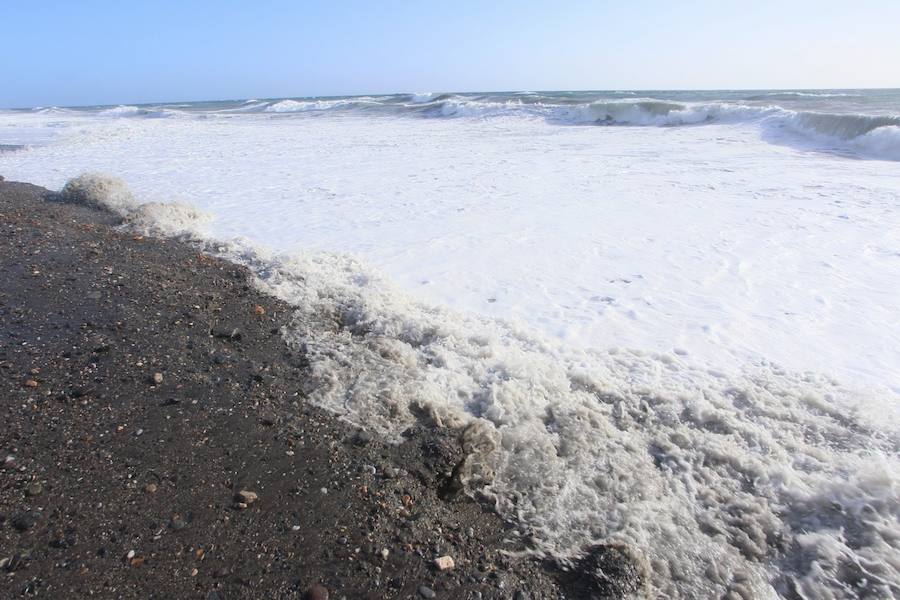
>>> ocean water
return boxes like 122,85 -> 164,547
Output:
2,90 -> 899,598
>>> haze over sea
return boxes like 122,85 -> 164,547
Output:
2,88 -> 899,598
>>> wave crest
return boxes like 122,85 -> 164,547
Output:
97,105 -> 177,118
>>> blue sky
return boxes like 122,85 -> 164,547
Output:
4,0 -> 899,107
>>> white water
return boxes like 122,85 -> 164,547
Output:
2,97 -> 900,598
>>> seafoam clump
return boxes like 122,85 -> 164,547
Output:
60,173 -> 138,215
60,173 -> 210,237
124,201 -> 210,237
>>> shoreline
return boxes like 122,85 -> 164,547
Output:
0,179 -> 609,599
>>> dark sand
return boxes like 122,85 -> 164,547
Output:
0,179 -> 639,599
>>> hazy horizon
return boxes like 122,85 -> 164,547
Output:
5,86 -> 900,111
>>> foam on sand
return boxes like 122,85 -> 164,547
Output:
65,174 -> 900,599
60,173 -> 210,236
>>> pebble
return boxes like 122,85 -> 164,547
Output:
434,555 -> 455,571
418,585 -> 436,598
11,511 -> 39,532
383,466 -> 398,479
514,592 -> 530,600
145,482 -> 158,494
304,584 -> 329,600
380,548 -> 390,560
25,481 -> 43,497
23,379 -> 38,388
353,430 -> 373,445
3,455 -> 16,470
214,566 -> 231,578
3,555 -> 22,572
234,489 -> 258,509
152,372 -> 164,384
211,325 -> 242,340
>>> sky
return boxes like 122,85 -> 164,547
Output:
3,0 -> 899,107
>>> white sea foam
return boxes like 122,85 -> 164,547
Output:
264,99 -> 320,112
555,101 -> 900,161
60,173 -> 209,236
60,172 -> 138,214
744,91 -> 863,101
32,106 -> 72,114
64,173 -> 900,599
97,105 -> 176,118
853,125 -> 900,161
410,92 -> 438,103
3,107 -> 898,396
264,98 -> 365,113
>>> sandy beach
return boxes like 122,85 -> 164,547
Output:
0,178 -> 637,599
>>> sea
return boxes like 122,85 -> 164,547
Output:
1,90 -> 899,598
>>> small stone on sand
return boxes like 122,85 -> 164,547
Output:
234,490 -> 258,507
304,584 -> 329,600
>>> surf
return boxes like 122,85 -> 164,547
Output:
56,173 -> 900,599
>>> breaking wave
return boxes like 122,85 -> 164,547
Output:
409,92 -> 438,103
57,93 -> 898,160
778,112 -> 900,160
264,98 -> 380,113
743,91 -> 863,101
98,105 -> 176,118
62,173 -> 900,599
31,106 -> 73,114
552,100 -> 900,160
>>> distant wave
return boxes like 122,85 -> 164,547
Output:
98,105 -> 175,118
264,99 -> 334,112
28,94 -> 900,161
409,92 -> 438,103
264,98 -> 382,113
31,106 -> 73,114
744,91 -> 863,101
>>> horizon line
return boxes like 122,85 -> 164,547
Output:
4,86 -> 900,111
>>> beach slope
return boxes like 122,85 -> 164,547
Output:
0,179 -> 579,599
